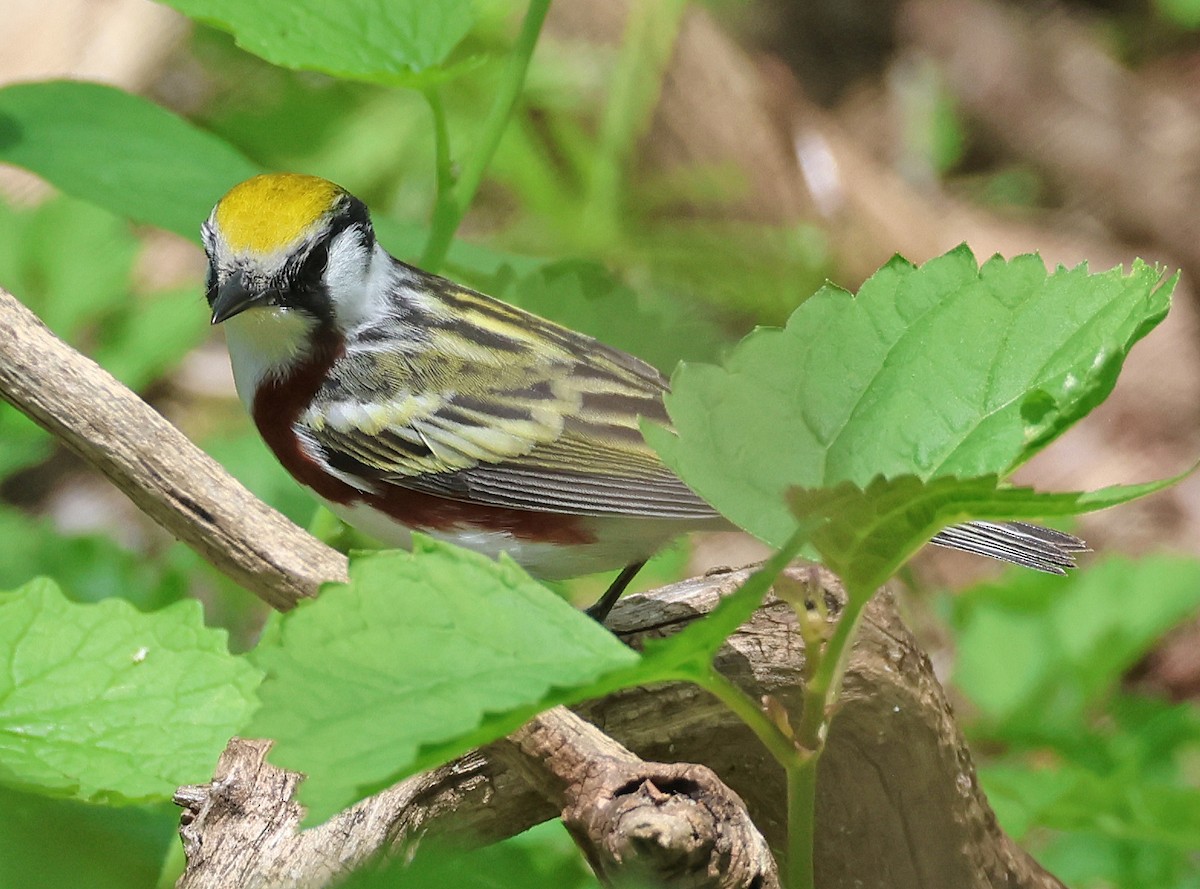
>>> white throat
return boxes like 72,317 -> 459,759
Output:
222,307 -> 320,410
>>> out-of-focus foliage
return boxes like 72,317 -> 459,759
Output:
0,2 -> 1195,887
945,558 -> 1200,889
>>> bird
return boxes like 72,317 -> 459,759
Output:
202,173 -> 1087,620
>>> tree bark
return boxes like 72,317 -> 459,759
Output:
174,567 -> 1063,889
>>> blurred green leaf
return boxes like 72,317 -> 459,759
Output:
247,539 -> 638,822
951,556 -> 1200,731
201,430 -> 315,525
1032,823 -> 1200,889
649,248 -> 1173,546
0,578 -> 262,803
159,0 -> 476,86
982,761 -> 1200,850
94,286 -> 209,391
1156,0 -> 1200,28
0,785 -> 174,889
0,194 -> 208,479
0,81 -> 259,240
337,821 -> 601,889
0,506 -> 188,611
0,196 -> 136,334
0,410 -> 51,479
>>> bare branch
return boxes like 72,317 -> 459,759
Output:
497,707 -> 780,888
0,287 -> 346,609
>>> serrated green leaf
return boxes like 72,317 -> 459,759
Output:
650,247 -> 1173,546
159,0 -> 475,85
0,81 -> 259,240
0,578 -> 262,803
247,539 -> 638,822
788,473 -> 1180,599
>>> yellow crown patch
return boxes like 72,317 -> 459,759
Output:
215,173 -> 344,255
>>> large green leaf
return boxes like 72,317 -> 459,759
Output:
648,247 -> 1173,545
159,0 -> 475,86
0,81 -> 259,240
247,539 -> 638,822
0,578 -> 261,803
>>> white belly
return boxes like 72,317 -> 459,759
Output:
322,498 -> 691,580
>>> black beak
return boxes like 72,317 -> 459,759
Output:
210,271 -> 265,325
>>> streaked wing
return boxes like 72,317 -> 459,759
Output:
299,272 -> 719,519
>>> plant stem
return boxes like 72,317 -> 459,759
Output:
581,0 -> 686,242
794,591 -> 870,750
422,86 -> 456,261
787,760 -> 818,889
702,668 -> 800,768
419,0 -> 551,272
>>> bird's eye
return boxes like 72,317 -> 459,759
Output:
296,240 -> 331,288
204,265 -> 218,306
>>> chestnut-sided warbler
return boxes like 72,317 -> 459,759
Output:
203,174 -> 1085,618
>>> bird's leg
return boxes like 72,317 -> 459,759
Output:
585,561 -> 647,623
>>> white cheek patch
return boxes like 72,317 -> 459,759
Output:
325,234 -> 395,330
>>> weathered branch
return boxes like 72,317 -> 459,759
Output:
0,287 -> 346,609
173,567 -> 1063,889
496,707 -> 779,888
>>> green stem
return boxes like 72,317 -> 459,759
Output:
702,668 -> 800,768
422,86 -> 456,252
419,0 -> 551,271
794,591 -> 870,751
787,760 -> 818,889
582,0 -> 686,241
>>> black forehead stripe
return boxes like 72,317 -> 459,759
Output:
326,192 -> 371,241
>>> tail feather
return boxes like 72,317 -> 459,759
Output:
930,521 -> 1089,575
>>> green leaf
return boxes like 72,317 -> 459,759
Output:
982,761 -> 1200,850
0,786 -> 174,889
649,248 -> 1173,546
788,474 -> 1181,599
92,287 -> 209,391
0,578 -> 262,803
0,195 -> 137,336
951,556 -> 1200,730
0,81 -> 260,239
0,409 -> 51,479
0,506 -> 189,611
1156,0 -> 1200,29
247,539 -> 638,822
159,0 -> 475,86
338,821 -> 600,889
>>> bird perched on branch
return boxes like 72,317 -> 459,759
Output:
202,173 -> 1086,619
